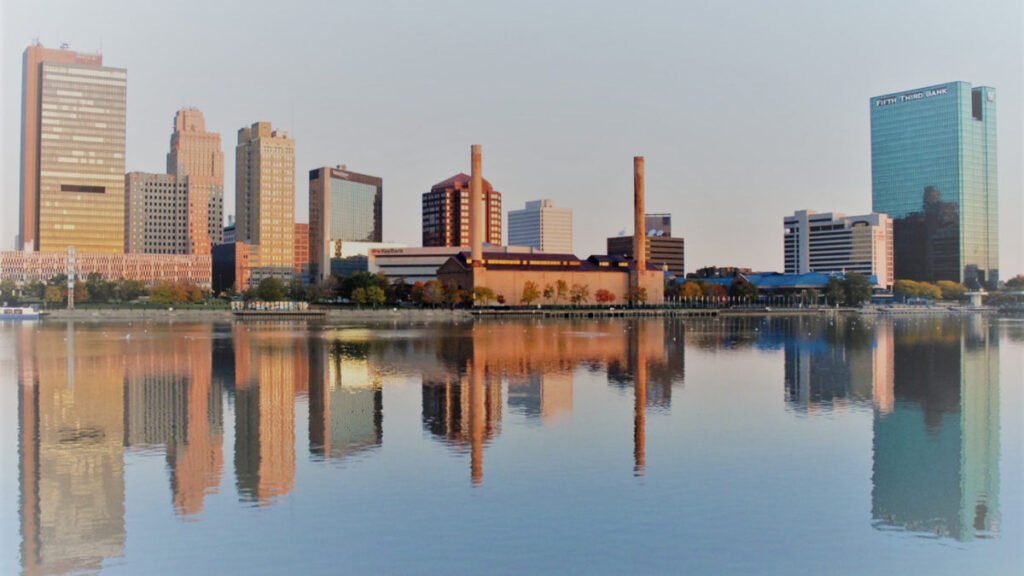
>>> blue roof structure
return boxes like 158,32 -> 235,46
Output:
675,272 -> 878,291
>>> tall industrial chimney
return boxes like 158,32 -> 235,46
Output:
470,144 -> 484,266
633,155 -> 646,275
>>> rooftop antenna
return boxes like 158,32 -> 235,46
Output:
60,42 -> 69,50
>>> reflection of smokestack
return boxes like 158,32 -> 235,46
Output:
470,144 -> 484,266
634,325 -> 647,476
633,156 -> 646,273
469,360 -> 485,485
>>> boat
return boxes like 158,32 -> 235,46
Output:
0,306 -> 45,320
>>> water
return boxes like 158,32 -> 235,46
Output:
1,316 -> 1021,574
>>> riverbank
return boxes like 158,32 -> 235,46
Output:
41,307 -> 473,322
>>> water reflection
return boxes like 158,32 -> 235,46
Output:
14,316 -> 1006,573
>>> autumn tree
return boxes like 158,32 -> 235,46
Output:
473,286 -> 496,305
521,281 -> 541,305
569,284 -> 590,305
595,289 -> 615,304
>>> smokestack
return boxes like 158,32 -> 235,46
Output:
470,144 -> 484,266
633,156 -> 646,272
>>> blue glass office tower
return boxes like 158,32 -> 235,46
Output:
871,82 -> 998,288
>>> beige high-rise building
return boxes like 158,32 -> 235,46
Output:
168,108 -> 224,251
19,43 -> 127,253
236,122 -> 295,274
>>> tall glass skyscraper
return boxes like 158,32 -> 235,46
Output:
308,166 -> 383,282
870,81 -> 998,288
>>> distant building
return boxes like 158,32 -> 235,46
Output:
19,44 -> 127,254
167,108 -> 225,250
327,241 -> 406,278
294,223 -> 310,282
369,246 -> 471,284
212,242 -> 257,293
422,173 -> 501,247
607,213 -> 684,277
871,81 -> 998,288
687,266 -> 752,279
784,210 -> 894,288
508,199 -> 573,254
308,166 -> 383,282
125,173 -> 191,255
235,122 -> 295,277
0,250 -> 211,287
223,221 -> 236,245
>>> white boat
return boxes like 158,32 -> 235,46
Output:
0,306 -> 44,320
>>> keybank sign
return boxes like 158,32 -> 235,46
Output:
874,86 -> 949,107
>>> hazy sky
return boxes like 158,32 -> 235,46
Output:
2,0 -> 1021,275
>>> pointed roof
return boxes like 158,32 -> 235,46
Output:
431,172 -> 493,191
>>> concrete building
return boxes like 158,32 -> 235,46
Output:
871,82 -> 998,288
438,147 -> 664,304
294,223 -> 310,282
308,166 -> 383,282
223,219 -> 235,244
784,210 -> 894,288
422,173 -> 501,247
125,173 -> 191,255
327,240 -> 407,278
235,122 -> 295,277
167,108 -> 225,251
508,199 -> 573,254
19,43 -> 127,254
0,250 -> 211,287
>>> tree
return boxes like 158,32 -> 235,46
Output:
542,283 -> 555,303
521,281 -> 541,305
473,286 -> 496,306
937,280 -> 967,300
117,279 -> 147,302
366,285 -> 386,307
595,288 -> 616,304
387,277 -> 411,304
680,281 -> 703,299
569,284 -> 590,305
555,280 -> 569,304
422,280 -> 444,307
410,281 -> 426,305
1005,275 -> 1024,290
352,287 -> 368,306
701,282 -> 727,299
842,272 -> 873,307
444,283 -> 468,308
45,285 -> 63,307
0,279 -> 19,304
186,284 -> 205,303
150,282 -> 177,304
287,278 -> 309,301
729,278 -> 759,300
74,282 -> 90,304
825,277 -> 846,306
626,286 -> 648,305
257,277 -> 286,301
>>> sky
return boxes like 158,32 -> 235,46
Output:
1,0 -> 1022,275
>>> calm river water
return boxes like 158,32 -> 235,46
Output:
1,315 -> 1021,574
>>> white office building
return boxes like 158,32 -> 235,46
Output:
784,210 -> 894,288
508,199 -> 573,254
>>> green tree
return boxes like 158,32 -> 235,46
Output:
117,279 -> 148,302
825,277 -> 846,306
44,285 -> 63,307
257,277 -> 286,301
521,281 -> 541,305
1005,275 -> 1024,290
842,272 -> 873,307
729,278 -> 759,300
569,284 -> 590,305
352,287 -> 368,306
287,278 -> 309,301
366,285 -> 386,307
472,286 -> 496,305
936,280 -> 967,300
0,279 -> 19,304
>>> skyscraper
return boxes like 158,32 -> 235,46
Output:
870,82 -> 998,288
167,108 -> 225,251
235,122 -> 295,275
308,166 -> 383,281
19,43 -> 127,253
124,173 -> 191,254
421,173 -> 501,247
784,210 -> 894,288
507,199 -> 573,254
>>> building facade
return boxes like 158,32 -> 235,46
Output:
784,210 -> 894,288
125,173 -> 191,255
235,122 -> 295,276
871,81 -> 998,288
508,199 -> 573,254
308,166 -> 383,282
607,236 -> 685,277
19,43 -> 127,254
167,108 -> 225,251
422,173 -> 501,248
294,223 -> 310,282
0,250 -> 211,287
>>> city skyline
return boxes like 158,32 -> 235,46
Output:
1,1 -> 1020,276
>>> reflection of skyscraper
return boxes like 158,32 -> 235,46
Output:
309,340 -> 383,460
234,329 -> 299,504
507,372 -> 573,424
872,319 -> 1000,541
782,317 -> 875,414
18,324 -> 126,574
